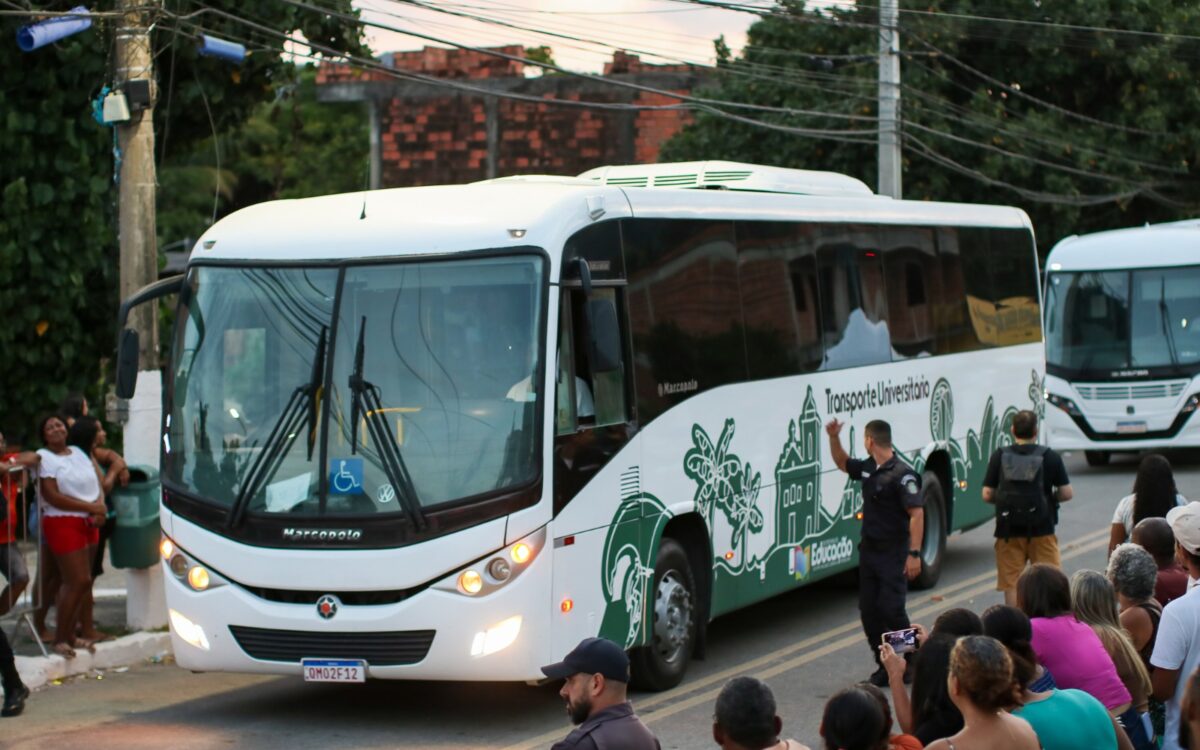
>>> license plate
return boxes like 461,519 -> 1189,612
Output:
301,659 -> 366,683
1116,420 -> 1148,434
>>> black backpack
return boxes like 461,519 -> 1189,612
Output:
995,445 -> 1051,536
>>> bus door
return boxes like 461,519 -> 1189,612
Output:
553,224 -> 636,517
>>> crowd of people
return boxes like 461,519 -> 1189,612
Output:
0,394 -> 129,718
536,412 -> 1200,750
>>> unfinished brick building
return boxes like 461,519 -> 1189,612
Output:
316,47 -> 710,188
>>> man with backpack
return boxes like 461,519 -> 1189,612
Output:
982,409 -> 1074,606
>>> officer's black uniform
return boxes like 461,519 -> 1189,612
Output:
550,702 -> 661,750
846,454 -> 923,666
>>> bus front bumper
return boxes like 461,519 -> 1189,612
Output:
162,549 -> 554,682
1044,403 -> 1200,452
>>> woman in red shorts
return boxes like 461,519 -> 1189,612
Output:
35,415 -> 106,657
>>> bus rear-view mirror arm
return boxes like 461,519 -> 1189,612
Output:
115,274 -> 185,399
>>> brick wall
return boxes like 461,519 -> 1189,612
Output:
317,47 -> 705,187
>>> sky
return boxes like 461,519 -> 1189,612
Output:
353,0 -> 765,73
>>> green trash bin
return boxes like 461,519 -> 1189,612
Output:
110,465 -> 161,569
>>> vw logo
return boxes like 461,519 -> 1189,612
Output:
316,594 -> 341,620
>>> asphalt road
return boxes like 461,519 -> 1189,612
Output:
6,449 -> 1200,750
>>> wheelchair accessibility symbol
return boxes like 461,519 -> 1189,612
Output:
329,458 -> 364,495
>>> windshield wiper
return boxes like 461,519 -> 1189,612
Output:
348,317 -> 427,531
227,325 -> 327,528
1159,278 -> 1181,369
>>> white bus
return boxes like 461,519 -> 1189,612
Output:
1043,220 -> 1200,465
117,161 -> 1043,689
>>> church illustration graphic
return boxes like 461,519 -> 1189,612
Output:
774,386 -> 859,553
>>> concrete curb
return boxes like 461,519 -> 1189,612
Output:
14,631 -> 173,690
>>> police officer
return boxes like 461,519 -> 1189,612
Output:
826,418 -> 924,687
541,637 -> 661,750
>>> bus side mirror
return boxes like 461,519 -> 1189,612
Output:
115,328 -> 139,399
588,298 -> 622,374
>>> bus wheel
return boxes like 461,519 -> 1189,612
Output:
1085,451 -> 1110,467
911,470 -> 946,590
630,538 -> 695,691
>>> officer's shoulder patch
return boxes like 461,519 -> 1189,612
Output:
902,475 -> 920,494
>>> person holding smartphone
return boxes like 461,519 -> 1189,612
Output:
827,418 -> 924,687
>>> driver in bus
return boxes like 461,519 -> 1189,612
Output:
507,374 -> 594,419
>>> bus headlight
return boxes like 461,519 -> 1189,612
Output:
188,566 -> 212,591
161,537 -> 228,592
458,569 -> 484,595
160,537 -> 175,560
1045,392 -> 1082,416
510,542 -> 532,565
435,527 -> 546,598
169,608 -> 211,651
1183,395 -> 1200,415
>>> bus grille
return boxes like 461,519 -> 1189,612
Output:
229,625 -> 435,666
1075,382 -> 1187,400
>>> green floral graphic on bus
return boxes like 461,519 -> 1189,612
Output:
683,419 -> 765,576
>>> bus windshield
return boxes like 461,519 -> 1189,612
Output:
164,255 -> 545,519
1045,265 -> 1200,377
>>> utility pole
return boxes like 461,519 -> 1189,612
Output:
877,0 -> 902,199
117,0 -> 159,376
116,0 -> 167,630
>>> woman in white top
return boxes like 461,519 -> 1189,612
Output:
1108,454 -> 1186,557
36,414 -> 106,657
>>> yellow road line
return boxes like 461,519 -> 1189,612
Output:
501,527 -> 1109,750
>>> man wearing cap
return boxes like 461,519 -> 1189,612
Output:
541,637 -> 661,750
1150,502 -> 1200,750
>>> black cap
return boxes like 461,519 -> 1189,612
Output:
540,637 -> 630,683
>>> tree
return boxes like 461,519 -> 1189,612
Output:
159,63 -> 369,250
0,2 -> 364,442
662,0 -> 1200,251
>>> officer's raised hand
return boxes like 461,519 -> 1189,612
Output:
825,419 -> 849,472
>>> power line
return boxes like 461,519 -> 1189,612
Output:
265,0 -> 886,128
162,2 -> 1192,208
905,32 -> 1175,138
165,8 -> 878,143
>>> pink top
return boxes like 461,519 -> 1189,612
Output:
1031,615 -> 1131,710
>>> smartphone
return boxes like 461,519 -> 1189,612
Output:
881,627 -> 918,654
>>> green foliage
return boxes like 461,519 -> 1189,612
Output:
0,2 -> 364,442
0,21 -> 114,443
661,0 -> 1200,251
524,45 -> 556,68
158,64 -> 369,248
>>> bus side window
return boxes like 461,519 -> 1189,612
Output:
880,227 -> 940,359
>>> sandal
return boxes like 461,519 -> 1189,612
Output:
52,641 -> 76,659
73,638 -> 97,654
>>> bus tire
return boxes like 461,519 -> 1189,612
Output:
911,470 -> 946,590
1085,450 -> 1110,467
630,538 -> 696,691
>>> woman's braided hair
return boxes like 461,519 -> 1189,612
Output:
949,635 -> 1021,712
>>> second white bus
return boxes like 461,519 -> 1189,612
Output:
1043,220 -> 1200,464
